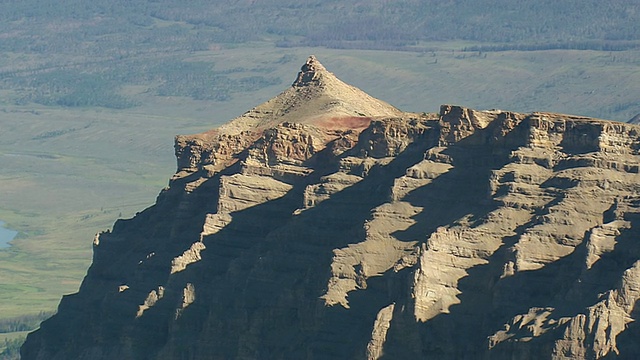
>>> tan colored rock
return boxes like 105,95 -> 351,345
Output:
218,55 -> 402,135
171,241 -> 206,274
175,283 -> 195,319
366,303 -> 395,360
136,286 -> 165,318
21,57 -> 640,360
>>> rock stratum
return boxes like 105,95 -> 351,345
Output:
21,56 -> 640,359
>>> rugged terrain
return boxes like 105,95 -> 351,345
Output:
21,57 -> 640,359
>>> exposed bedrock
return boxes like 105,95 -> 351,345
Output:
22,57 -> 640,360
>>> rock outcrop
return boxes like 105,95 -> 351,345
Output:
21,57 -> 640,359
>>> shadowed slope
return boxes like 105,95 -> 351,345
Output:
21,58 -> 640,360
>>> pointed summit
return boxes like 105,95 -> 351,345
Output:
219,56 -> 403,134
292,55 -> 328,87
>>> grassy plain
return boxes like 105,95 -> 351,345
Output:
0,42 -> 639,337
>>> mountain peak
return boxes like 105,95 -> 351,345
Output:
217,55 -> 403,135
292,55 -> 333,87
292,55 -> 328,87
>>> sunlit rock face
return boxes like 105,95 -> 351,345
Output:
22,57 -> 640,360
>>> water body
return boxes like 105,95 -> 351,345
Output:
0,221 -> 18,249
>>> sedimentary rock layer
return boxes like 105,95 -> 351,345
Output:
22,57 -> 640,360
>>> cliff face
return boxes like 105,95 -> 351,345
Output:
21,57 -> 640,360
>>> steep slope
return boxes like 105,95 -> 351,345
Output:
217,55 -> 403,135
22,58 -> 640,360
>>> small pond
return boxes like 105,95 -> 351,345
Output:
0,221 -> 18,249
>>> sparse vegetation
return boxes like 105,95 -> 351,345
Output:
0,312 -> 54,333
0,337 -> 22,360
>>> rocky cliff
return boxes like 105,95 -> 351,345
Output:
21,57 -> 640,359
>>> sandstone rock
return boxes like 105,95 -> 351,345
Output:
21,57 -> 640,360
366,303 -> 395,360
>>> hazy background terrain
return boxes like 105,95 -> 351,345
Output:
1,0 -> 639,356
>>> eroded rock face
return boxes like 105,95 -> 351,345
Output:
21,57 -> 640,360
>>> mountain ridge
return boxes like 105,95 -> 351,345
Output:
21,57 -> 640,359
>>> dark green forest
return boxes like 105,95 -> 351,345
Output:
0,312 -> 53,360
1,0 -> 639,110
1,0 -> 639,46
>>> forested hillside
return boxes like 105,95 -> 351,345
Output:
1,0 -> 639,47
1,0 -> 638,111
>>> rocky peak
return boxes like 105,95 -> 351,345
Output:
217,55 -> 403,135
173,56 -> 404,175
292,55 -> 328,87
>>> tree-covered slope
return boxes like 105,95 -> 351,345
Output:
1,0 -> 639,49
